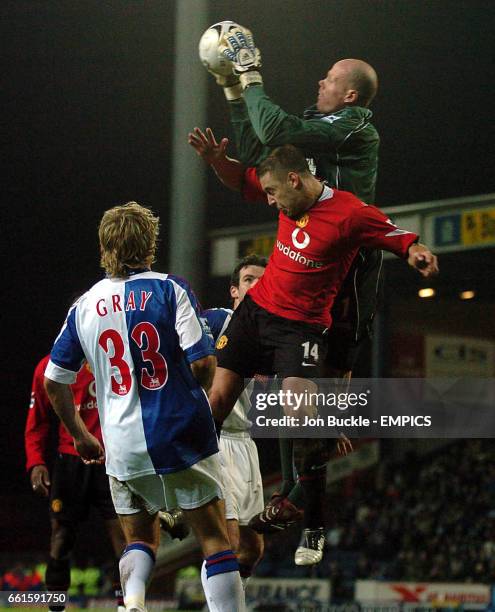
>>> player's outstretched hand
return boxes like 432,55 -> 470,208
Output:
407,243 -> 439,278
30,465 -> 51,497
337,433 -> 353,456
74,432 -> 105,465
188,127 -> 228,164
219,26 -> 262,75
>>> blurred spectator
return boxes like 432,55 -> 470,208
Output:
2,563 -> 43,591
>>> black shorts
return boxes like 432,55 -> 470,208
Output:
325,248 -> 383,371
49,453 -> 116,523
325,327 -> 365,372
216,295 -> 328,379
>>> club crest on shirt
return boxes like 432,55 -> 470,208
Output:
216,335 -> 228,349
51,499 -> 63,513
296,214 -> 309,228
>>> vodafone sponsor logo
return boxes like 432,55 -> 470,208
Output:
89,380 -> 96,398
291,228 -> 310,249
74,379 -> 98,410
76,399 -> 98,411
276,240 -> 323,269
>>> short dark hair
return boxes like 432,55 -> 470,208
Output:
230,254 -> 268,287
256,145 -> 310,179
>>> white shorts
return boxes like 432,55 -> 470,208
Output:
220,431 -> 264,526
109,453 -> 225,515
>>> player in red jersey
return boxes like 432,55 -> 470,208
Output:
25,355 -> 126,612
202,143 -> 437,547
190,128 -> 438,563
208,143 -> 436,393
190,136 -> 437,382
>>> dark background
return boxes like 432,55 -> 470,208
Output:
2,0 -> 494,555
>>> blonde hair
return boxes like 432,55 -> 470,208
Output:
99,202 -> 160,278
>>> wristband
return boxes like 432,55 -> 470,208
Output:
240,71 -> 263,89
223,83 -> 243,101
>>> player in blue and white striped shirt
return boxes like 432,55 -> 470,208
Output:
44,202 -> 245,612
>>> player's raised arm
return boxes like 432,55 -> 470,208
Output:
188,126 -> 245,191
220,26 -> 378,152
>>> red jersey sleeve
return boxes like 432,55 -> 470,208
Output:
25,356 -> 51,471
241,167 -> 268,203
347,203 -> 419,258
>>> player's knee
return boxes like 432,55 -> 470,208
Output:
50,521 -> 76,559
46,557 -> 71,591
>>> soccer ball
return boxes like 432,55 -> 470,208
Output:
198,20 -> 239,76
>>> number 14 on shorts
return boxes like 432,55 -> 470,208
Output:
301,341 -> 319,366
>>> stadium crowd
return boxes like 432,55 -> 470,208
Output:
0,559 -> 117,598
256,439 -> 495,597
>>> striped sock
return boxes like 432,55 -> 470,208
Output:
204,550 -> 244,611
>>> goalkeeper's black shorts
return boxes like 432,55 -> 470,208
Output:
326,248 -> 383,371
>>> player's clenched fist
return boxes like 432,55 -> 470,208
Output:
407,243 -> 439,278
30,465 -> 51,497
74,432 -> 105,465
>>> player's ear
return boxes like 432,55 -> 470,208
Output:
230,285 -> 239,300
344,88 -> 358,104
287,171 -> 301,189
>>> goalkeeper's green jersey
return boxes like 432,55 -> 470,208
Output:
230,84 -> 379,203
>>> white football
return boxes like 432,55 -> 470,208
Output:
198,20 -> 239,76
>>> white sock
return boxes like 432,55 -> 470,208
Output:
119,543 -> 155,610
201,561 -> 218,612
204,551 -> 245,611
207,572 -> 244,611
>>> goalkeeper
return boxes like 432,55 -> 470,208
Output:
206,26 -> 381,567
